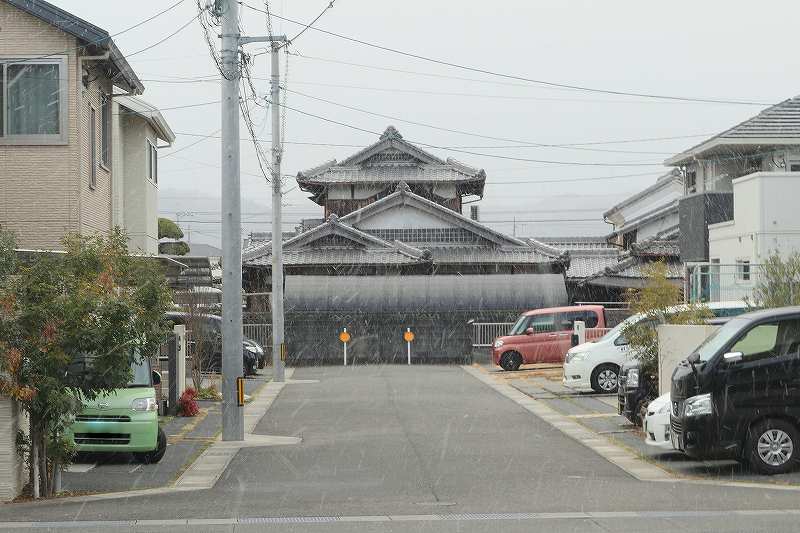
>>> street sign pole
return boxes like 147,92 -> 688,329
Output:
220,0 -> 244,441
343,328 -> 348,366
406,328 -> 412,365
339,328 -> 350,366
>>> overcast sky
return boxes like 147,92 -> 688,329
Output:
57,0 -> 800,246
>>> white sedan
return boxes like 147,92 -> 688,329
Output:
643,393 -> 673,450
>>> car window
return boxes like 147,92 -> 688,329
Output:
529,313 -> 555,333
731,323 -> 779,360
565,310 -> 599,329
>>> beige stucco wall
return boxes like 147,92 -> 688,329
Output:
0,398 -> 24,501
0,0 -> 113,250
657,324 -> 719,395
121,113 -> 159,254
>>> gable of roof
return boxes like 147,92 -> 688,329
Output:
341,182 -> 530,248
116,96 -> 175,143
339,125 -> 444,167
5,0 -> 143,94
603,171 -> 682,220
666,96 -> 800,165
243,213 -> 430,265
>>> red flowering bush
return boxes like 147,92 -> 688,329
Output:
178,387 -> 200,417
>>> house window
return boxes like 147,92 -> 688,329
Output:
101,96 -> 111,168
147,140 -> 158,184
736,259 -> 751,282
686,170 -> 697,193
89,107 -> 97,189
622,230 -> 637,250
0,58 -> 67,143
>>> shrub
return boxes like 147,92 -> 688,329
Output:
178,388 -> 200,417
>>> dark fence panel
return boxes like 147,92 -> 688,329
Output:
282,310 -> 523,365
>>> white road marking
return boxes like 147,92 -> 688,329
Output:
64,463 -> 96,473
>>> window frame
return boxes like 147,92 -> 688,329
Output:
147,139 -> 158,184
89,105 -> 97,190
0,56 -> 68,145
735,259 -> 751,282
100,94 -> 111,169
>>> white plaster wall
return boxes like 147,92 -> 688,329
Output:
121,115 -> 159,254
657,324 -> 720,395
355,204 -> 451,229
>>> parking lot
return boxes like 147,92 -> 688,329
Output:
487,363 -> 800,486
61,372 -> 270,495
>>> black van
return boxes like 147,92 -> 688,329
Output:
670,307 -> 800,474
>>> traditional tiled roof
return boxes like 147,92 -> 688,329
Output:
297,127 -> 486,200
538,236 -> 616,250
297,164 -> 483,184
629,239 -> 680,257
666,96 -> 800,165
245,248 -> 428,267
580,238 -> 683,287
425,246 -> 560,264
565,249 -> 622,279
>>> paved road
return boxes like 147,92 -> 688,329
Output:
3,365 -> 800,532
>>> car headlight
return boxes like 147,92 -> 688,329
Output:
625,368 -> 639,389
494,339 -> 504,349
565,351 -> 585,364
657,402 -> 671,415
245,346 -> 259,353
684,393 -> 712,417
131,397 -> 158,412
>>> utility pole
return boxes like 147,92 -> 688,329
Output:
236,35 -> 285,383
269,42 -> 286,383
219,0 -> 244,441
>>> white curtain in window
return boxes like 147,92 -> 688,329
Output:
6,64 -> 60,135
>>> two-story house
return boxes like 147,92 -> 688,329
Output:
666,95 -> 800,263
0,0 -> 174,254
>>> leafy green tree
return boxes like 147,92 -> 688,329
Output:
622,262 -> 711,401
158,218 -> 189,256
0,228 -> 172,497
748,252 -> 800,308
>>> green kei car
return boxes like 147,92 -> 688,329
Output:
65,356 -> 167,464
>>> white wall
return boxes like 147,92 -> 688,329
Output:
709,172 -> 800,265
657,324 -> 719,395
355,204 -> 452,229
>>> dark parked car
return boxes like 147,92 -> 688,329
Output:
671,307 -> 800,474
165,311 -> 259,376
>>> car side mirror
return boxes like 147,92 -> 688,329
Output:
614,336 -> 628,347
723,351 -> 743,364
525,327 -> 535,336
152,371 -> 162,385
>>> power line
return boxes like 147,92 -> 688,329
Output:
271,100 -> 665,167
11,0 -> 187,65
241,2 -> 769,106
162,128 -> 222,158
125,11 -> 204,58
285,1 -> 336,45
281,87 -> 669,160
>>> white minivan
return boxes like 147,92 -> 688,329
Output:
562,301 -> 747,393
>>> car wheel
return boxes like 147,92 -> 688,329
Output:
134,427 -> 167,464
499,351 -> 522,371
747,419 -> 799,475
590,364 -> 619,393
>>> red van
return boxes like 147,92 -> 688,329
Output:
492,305 -> 607,371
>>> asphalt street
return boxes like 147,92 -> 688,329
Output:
3,365 -> 800,532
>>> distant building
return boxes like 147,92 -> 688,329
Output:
0,0 -> 175,254
243,127 -> 569,363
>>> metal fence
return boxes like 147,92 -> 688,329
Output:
470,322 -> 611,348
244,323 -> 272,349
471,322 -> 514,347
686,263 -> 764,303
